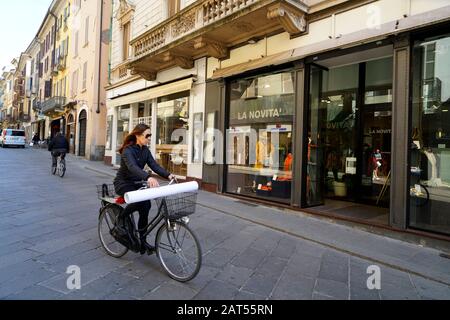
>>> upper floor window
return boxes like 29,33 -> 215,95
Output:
122,22 -> 131,61
73,0 -> 81,14
74,31 -> 79,57
84,16 -> 90,46
167,0 -> 181,18
82,62 -> 88,91
116,0 -> 135,62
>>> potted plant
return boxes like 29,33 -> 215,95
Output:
333,174 -> 348,197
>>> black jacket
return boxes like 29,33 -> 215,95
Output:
114,144 -> 170,191
48,135 -> 69,152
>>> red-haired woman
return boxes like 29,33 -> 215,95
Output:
114,123 -> 175,254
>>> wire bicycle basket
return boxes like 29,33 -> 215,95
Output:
155,192 -> 198,219
96,184 -> 117,201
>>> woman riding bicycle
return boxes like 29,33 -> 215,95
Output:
114,123 -> 175,255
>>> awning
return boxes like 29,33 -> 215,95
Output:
107,77 -> 193,108
211,50 -> 297,80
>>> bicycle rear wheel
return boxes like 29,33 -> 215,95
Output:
156,220 -> 202,282
58,159 -> 66,178
98,205 -> 129,258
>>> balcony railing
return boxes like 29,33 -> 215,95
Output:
111,60 -> 132,83
128,0 -> 308,80
19,112 -> 30,122
132,0 -> 259,60
57,56 -> 67,71
32,100 -> 41,112
41,96 -> 67,114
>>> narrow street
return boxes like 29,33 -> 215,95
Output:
0,146 -> 449,300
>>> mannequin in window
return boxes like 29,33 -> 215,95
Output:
372,149 -> 382,180
254,131 -> 274,169
283,143 -> 293,180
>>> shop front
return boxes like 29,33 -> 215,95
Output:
107,76 -> 195,174
205,33 -> 449,237
409,29 -> 450,236
50,118 -> 63,138
65,113 -> 76,154
156,91 -> 190,179
225,71 -> 295,204
305,46 -> 394,225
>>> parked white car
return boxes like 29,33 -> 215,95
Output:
0,129 -> 26,148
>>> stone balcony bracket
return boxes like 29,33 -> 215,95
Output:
163,52 -> 195,69
130,67 -> 157,81
267,1 -> 307,36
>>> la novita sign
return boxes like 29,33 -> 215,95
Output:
238,108 -> 281,120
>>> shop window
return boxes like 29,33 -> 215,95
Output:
226,72 -> 295,203
116,105 -> 130,151
410,32 -> 450,235
106,115 -> 113,150
156,92 -> 189,177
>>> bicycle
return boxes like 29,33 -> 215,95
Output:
96,179 -> 202,282
51,152 -> 66,178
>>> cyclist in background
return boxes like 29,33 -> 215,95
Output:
48,132 -> 69,168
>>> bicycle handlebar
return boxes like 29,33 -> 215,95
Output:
134,177 -> 178,187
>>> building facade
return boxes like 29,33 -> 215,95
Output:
68,0 -> 111,160
1,65 -> 18,130
118,0 -> 450,238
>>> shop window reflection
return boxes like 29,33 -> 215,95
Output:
156,92 -> 189,178
410,33 -> 450,235
226,72 -> 294,203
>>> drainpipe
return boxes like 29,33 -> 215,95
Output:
108,0 -> 114,85
49,9 -> 58,136
49,10 -> 57,85
96,0 -> 105,114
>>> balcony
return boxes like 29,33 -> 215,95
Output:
57,56 -> 67,71
32,100 -> 41,112
128,0 -> 308,80
111,60 -> 132,83
19,112 -> 30,122
41,96 -> 67,114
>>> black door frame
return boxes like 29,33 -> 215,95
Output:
78,110 -> 87,157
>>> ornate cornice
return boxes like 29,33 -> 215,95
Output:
115,0 -> 135,25
267,2 -> 307,36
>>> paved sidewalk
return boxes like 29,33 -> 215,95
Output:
80,150 -> 450,285
0,147 -> 449,300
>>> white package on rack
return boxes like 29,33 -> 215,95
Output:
124,181 -> 199,204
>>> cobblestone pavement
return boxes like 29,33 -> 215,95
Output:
0,146 -> 449,300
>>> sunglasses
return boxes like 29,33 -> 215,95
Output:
144,134 -> 152,139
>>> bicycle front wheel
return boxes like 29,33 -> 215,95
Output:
156,220 -> 202,282
98,205 -> 129,258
